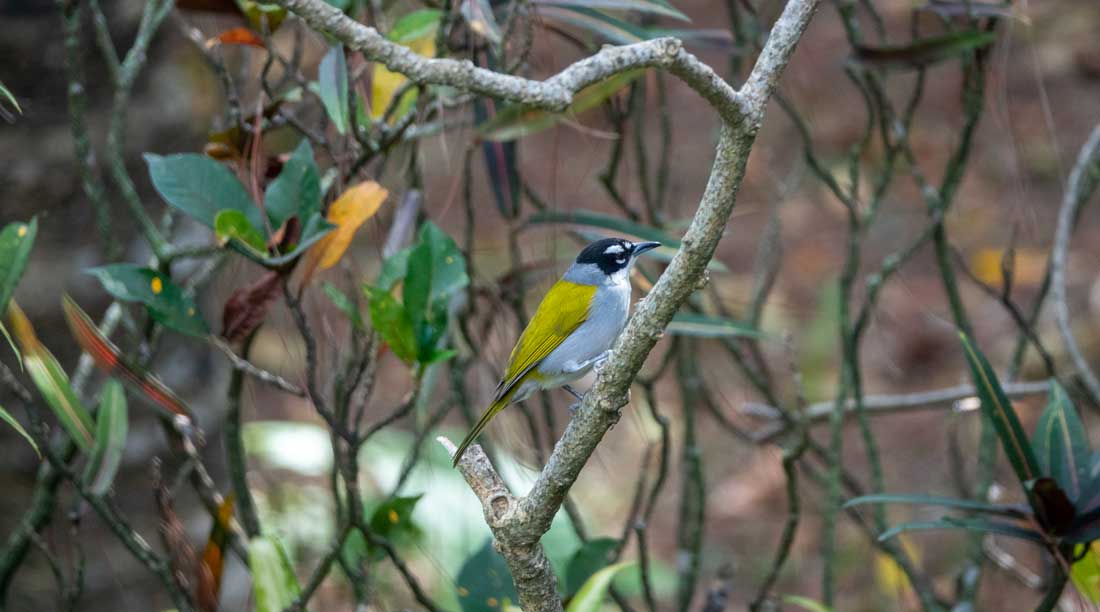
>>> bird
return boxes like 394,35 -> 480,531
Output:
452,237 -> 661,466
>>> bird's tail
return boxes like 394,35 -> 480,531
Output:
452,384 -> 520,467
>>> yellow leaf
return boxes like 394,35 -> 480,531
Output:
300,181 -> 388,284
370,37 -> 435,122
969,247 -> 1047,288
875,533 -> 920,601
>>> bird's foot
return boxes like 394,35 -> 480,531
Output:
564,385 -> 585,415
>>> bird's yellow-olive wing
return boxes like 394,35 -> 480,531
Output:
494,279 -> 595,401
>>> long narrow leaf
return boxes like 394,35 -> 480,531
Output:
845,493 -> 1030,518
62,296 -> 193,421
0,404 -> 39,457
9,300 -> 95,450
0,80 -> 22,114
528,209 -> 672,245
959,332 -> 1041,486
82,379 -> 128,496
854,30 -> 996,69
537,5 -> 653,44
532,0 -> 688,20
878,517 -> 1043,543
667,313 -> 771,340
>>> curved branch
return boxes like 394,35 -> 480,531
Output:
1051,123 -> 1100,402
274,0 -> 748,124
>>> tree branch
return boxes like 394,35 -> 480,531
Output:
273,0 -> 749,124
274,0 -> 819,607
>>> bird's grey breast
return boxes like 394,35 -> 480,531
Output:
538,274 -> 631,378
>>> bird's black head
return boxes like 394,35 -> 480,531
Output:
575,238 -> 661,276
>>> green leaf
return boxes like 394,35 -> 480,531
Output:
667,313 -> 770,340
959,332 -> 1041,487
533,0 -> 688,21
782,595 -> 833,612
844,493 -> 1029,517
403,241 -> 433,328
323,282 -> 363,330
388,9 -> 443,42
341,496 -> 425,566
0,404 -> 38,457
854,30 -> 997,69
1033,380 -> 1090,500
365,286 -> 418,363
405,223 -> 468,363
479,70 -> 644,141
25,350 -> 94,451
377,246 -> 412,290
368,495 -> 423,559
249,535 -> 301,612
145,153 -> 262,230
215,209 -> 268,255
319,45 -> 349,135
87,264 -> 210,338
878,516 -> 1043,544
0,80 -> 22,115
566,561 -> 636,612
418,221 -> 469,303
536,5 -> 653,44
530,209 -> 727,270
82,379 -> 128,496
0,218 -> 37,316
529,209 -> 669,243
264,139 -> 321,228
565,538 -> 619,596
456,539 -> 519,612
1072,543 -> 1100,603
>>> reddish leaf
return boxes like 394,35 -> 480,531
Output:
221,271 -> 282,342
210,27 -> 266,49
61,296 -> 193,421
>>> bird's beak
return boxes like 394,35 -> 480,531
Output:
632,241 -> 661,256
